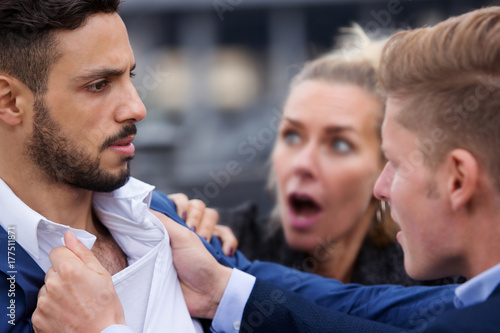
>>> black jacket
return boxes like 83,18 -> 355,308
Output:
219,201 -> 464,286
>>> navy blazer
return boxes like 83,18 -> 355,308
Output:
423,284 -> 500,332
0,191 -> 461,332
241,279 -> 401,332
242,280 -> 500,332
0,226 -> 44,332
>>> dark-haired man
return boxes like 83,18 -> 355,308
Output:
0,1 -> 460,332
0,1 -> 204,331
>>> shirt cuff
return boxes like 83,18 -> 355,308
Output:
101,325 -> 134,333
211,268 -> 256,333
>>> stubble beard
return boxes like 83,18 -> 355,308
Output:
25,96 -> 132,192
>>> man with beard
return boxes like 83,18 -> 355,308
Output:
0,1 -> 206,332
0,1 -> 464,332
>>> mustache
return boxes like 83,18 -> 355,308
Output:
99,124 -> 137,152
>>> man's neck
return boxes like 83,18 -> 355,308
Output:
2,172 -> 95,232
456,198 -> 500,279
3,174 -> 129,274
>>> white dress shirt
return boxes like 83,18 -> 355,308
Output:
211,269 -> 255,333
0,177 -> 202,333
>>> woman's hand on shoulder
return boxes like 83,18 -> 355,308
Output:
167,193 -> 238,256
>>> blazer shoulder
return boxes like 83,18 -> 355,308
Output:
425,291 -> 500,332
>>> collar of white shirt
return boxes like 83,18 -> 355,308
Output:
0,177 -> 157,272
454,262 -> 500,308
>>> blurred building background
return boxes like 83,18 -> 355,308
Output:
121,0 -> 498,216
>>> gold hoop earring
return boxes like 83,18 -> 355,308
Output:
376,200 -> 388,224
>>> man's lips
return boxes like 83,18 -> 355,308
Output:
107,135 -> 136,156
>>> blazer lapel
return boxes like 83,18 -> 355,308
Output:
0,226 -> 45,324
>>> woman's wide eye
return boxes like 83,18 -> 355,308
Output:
284,130 -> 301,145
332,138 -> 352,153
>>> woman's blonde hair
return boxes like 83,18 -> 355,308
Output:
269,24 -> 398,247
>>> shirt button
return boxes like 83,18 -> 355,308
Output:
233,321 -> 240,330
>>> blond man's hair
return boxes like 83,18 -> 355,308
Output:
380,7 -> 500,189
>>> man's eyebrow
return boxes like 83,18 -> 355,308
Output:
72,64 -> 136,83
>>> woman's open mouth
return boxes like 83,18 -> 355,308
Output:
287,193 -> 323,229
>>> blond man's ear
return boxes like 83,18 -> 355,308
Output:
447,149 -> 479,212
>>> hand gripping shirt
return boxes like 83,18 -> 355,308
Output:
0,177 -> 202,333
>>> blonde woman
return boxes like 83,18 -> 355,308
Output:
173,26 -> 463,286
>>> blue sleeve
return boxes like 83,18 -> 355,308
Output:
241,260 -> 456,331
242,279 -> 402,333
150,191 -> 456,331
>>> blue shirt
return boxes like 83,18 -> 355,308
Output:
454,263 -> 500,308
